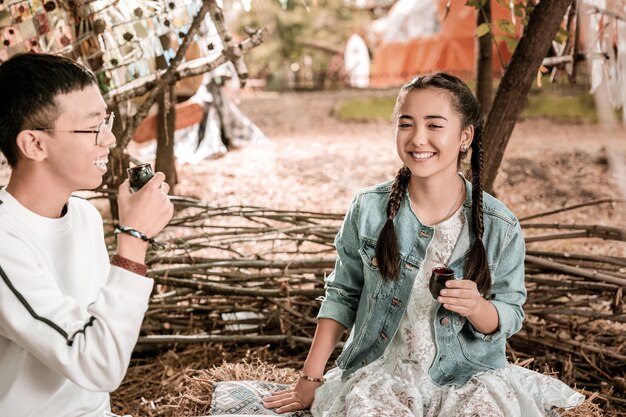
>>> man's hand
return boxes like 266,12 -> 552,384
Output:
117,172 -> 173,237
116,172 -> 173,263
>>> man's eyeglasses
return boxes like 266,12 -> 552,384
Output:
33,112 -> 115,145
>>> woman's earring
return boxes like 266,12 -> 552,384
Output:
461,144 -> 468,152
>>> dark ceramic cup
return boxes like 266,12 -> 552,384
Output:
429,267 -> 455,300
127,163 -> 154,193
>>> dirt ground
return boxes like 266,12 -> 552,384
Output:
172,88 -> 626,250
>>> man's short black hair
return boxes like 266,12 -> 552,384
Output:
0,53 -> 97,167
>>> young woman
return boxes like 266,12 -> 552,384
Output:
263,73 -> 584,416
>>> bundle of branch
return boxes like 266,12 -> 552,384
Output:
98,195 -> 344,349
99,194 -> 625,413
509,199 -> 626,412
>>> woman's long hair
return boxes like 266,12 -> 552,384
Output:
375,72 -> 492,296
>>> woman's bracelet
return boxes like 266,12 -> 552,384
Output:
300,374 -> 325,384
114,225 -> 163,250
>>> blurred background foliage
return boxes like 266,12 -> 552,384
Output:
225,0 -> 372,90
334,75 -> 620,124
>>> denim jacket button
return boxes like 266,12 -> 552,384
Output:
445,374 -> 455,381
371,257 -> 378,267
391,297 -> 402,306
380,331 -> 388,341
440,317 -> 450,326
419,231 -> 430,238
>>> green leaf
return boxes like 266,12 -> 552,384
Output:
477,22 -> 491,38
503,37 -> 519,53
514,2 -> 525,17
496,19 -> 516,34
555,27 -> 570,44
465,0 -> 487,8
495,35 -> 519,53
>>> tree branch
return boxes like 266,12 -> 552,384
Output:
482,0 -> 574,192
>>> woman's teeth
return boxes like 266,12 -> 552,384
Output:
411,152 -> 435,159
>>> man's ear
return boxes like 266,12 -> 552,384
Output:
15,130 -> 48,162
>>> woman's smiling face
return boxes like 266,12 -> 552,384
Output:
395,87 -> 473,181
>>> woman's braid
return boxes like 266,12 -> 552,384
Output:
376,165 -> 411,280
471,128 -> 485,239
465,126 -> 492,296
387,165 -> 411,219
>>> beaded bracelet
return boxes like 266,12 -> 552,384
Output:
300,374 -> 325,384
114,225 -> 164,250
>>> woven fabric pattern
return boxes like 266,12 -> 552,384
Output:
209,380 -> 312,416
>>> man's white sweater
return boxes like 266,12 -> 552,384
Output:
0,188 -> 154,417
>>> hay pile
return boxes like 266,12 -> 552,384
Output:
112,346 -> 302,416
112,350 -> 604,417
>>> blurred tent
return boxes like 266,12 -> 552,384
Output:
129,11 -> 268,164
132,72 -> 268,164
344,33 -> 370,88
370,0 -> 518,87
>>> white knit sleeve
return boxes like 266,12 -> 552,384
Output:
0,234 -> 153,392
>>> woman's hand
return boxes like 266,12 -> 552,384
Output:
262,377 -> 321,413
437,278 -> 499,334
437,278 -> 483,317
263,319 -> 343,413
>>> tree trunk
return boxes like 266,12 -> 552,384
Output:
476,1 -> 493,114
155,84 -> 178,192
106,104 -> 127,220
571,4 -> 581,83
482,0 -> 574,193
207,79 -> 232,148
560,1 -> 577,83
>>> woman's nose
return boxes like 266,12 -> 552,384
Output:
412,127 -> 428,146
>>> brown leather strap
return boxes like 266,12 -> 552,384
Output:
110,254 -> 147,276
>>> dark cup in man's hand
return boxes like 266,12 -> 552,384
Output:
127,163 -> 154,193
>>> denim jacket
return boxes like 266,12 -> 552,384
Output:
317,177 -> 526,386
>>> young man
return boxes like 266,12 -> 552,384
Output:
0,53 -> 174,416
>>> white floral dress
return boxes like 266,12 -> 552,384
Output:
311,207 -> 584,417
